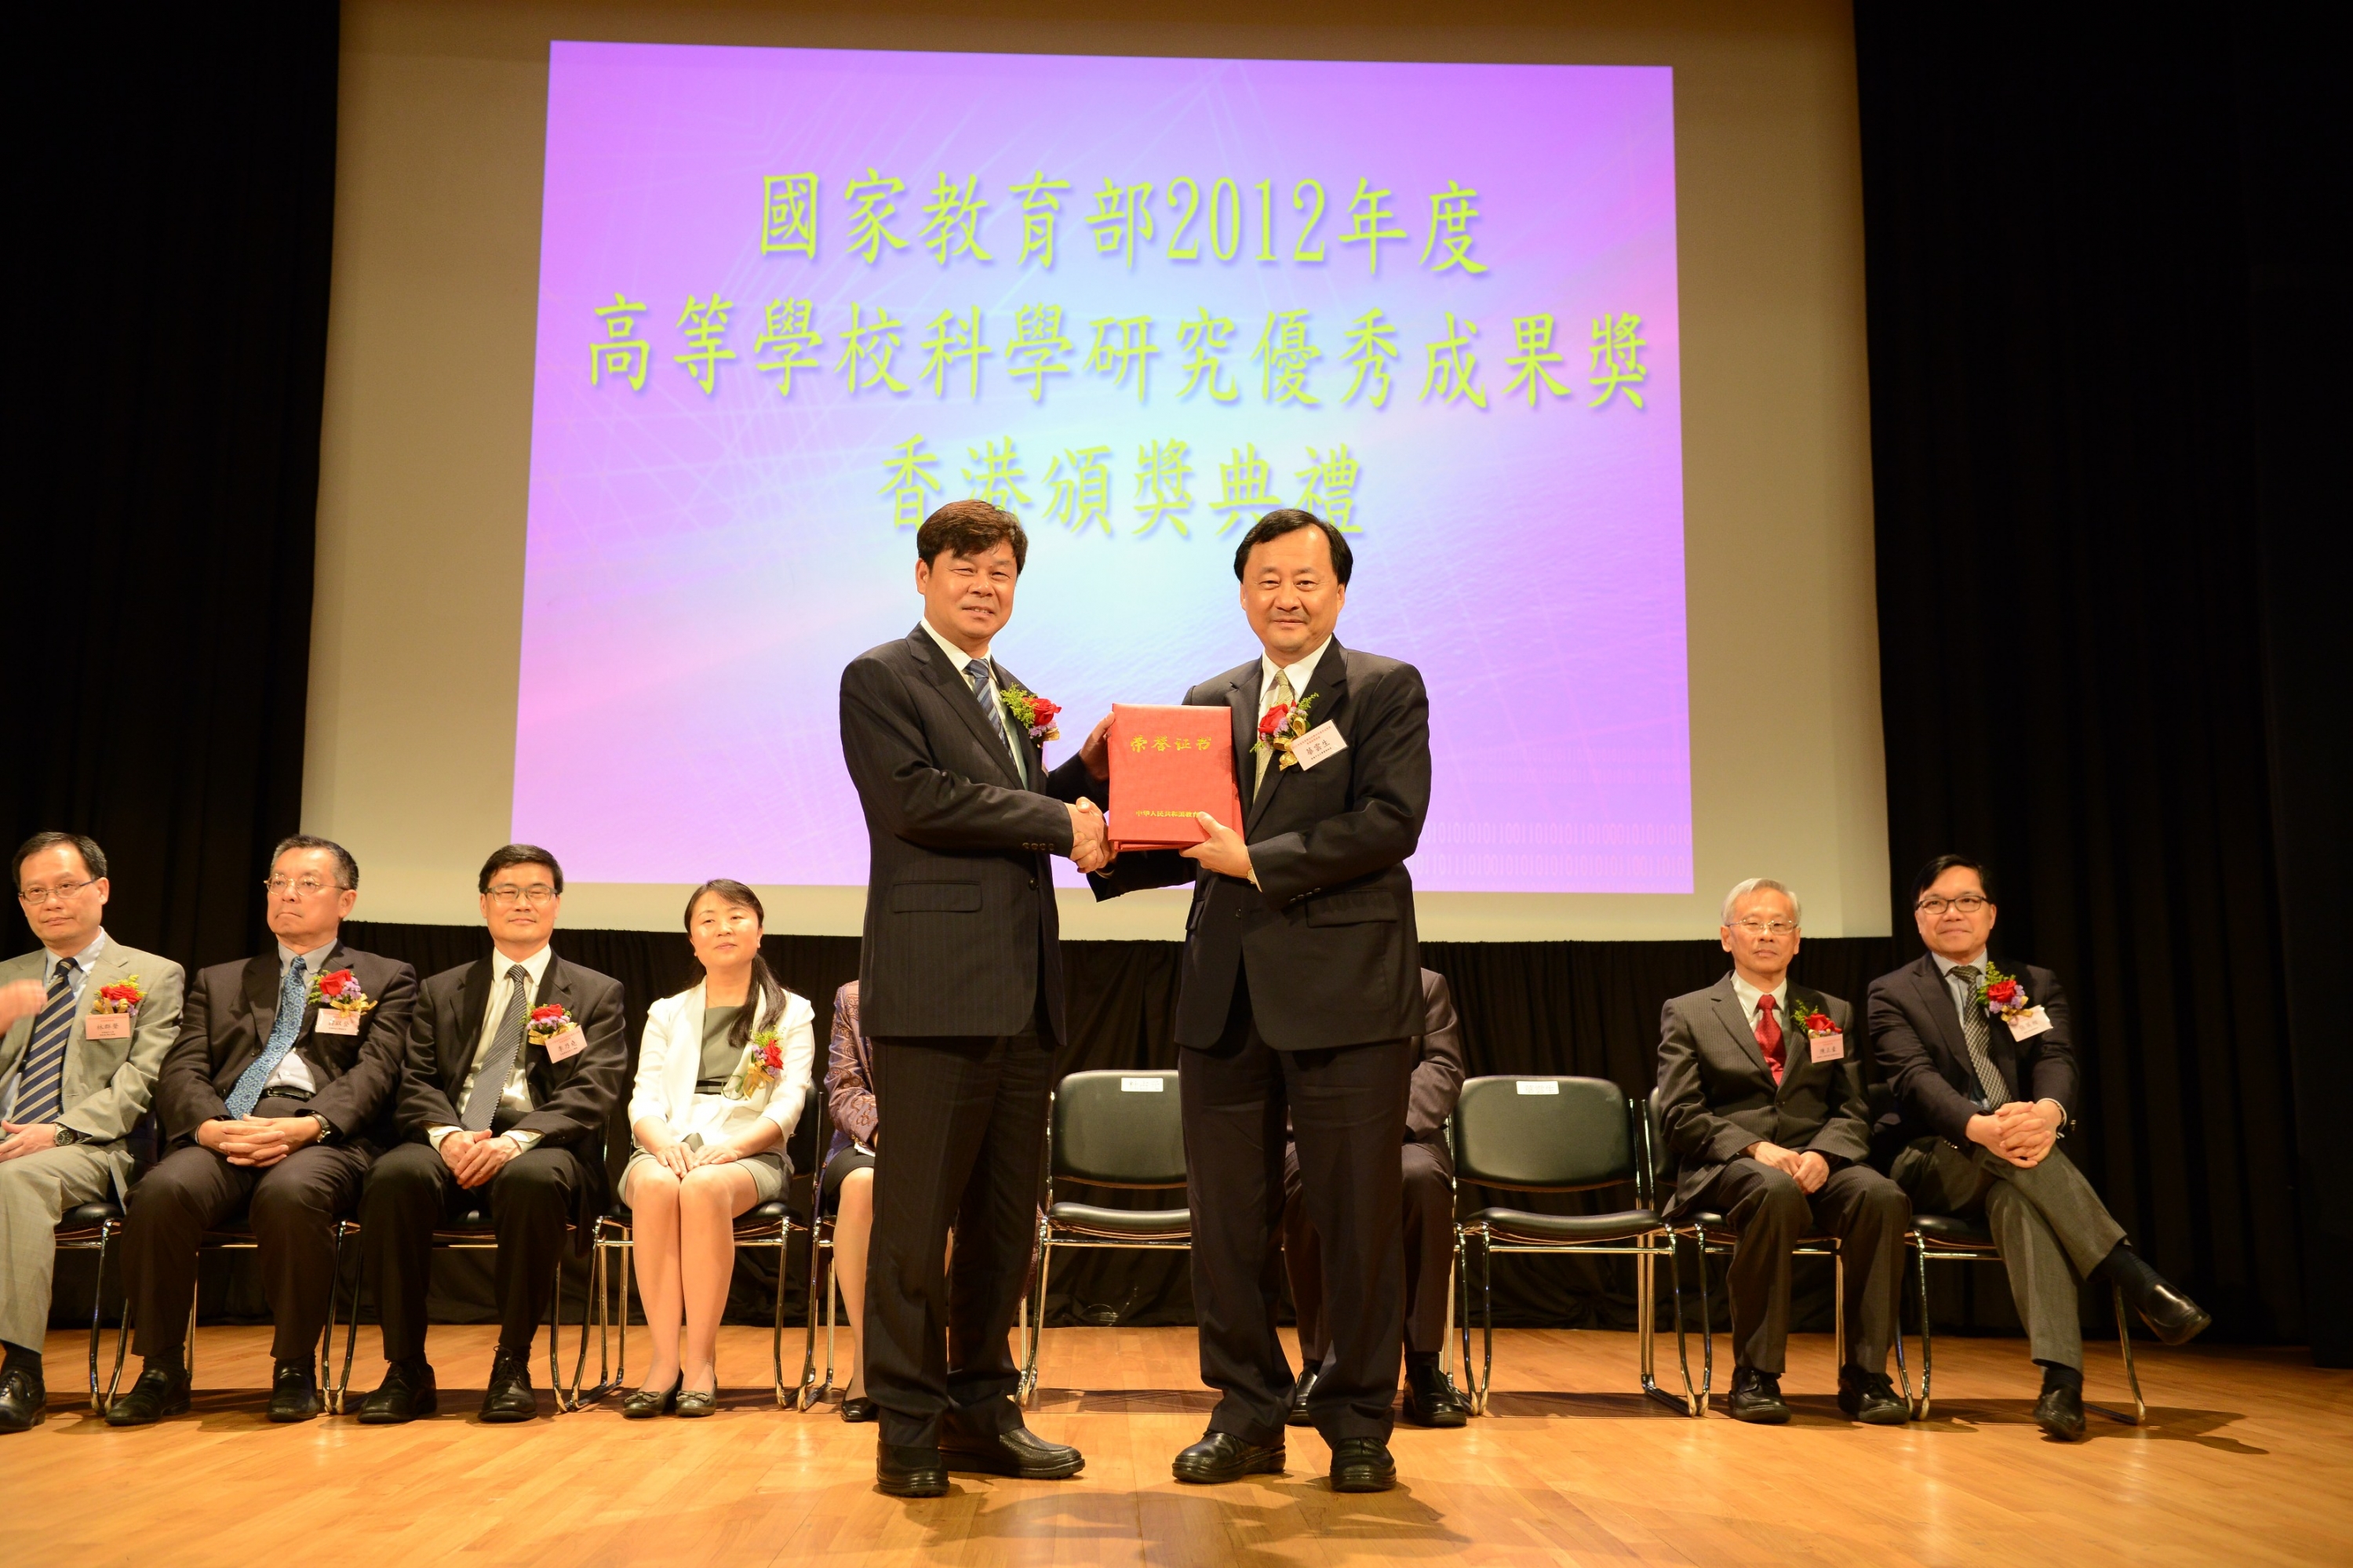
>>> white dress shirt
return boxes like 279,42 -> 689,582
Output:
1258,638 -> 1334,726
261,937 -> 341,1094
428,944 -> 554,1151
1729,973 -> 1790,1039
921,615 -> 1024,777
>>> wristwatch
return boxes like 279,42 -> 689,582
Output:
52,1125 -> 84,1146
307,1113 -> 337,1144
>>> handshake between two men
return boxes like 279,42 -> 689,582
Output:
1056,717 -> 1257,883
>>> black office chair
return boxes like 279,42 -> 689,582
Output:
1452,1075 -> 1690,1415
1018,1069 -> 1188,1403
54,1201 -> 126,1413
1904,1213 -> 2144,1424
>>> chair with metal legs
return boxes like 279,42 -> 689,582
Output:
1903,1213 -> 2144,1424
1451,1077 -> 1689,1416
54,1202 -> 127,1413
1666,1210 -> 1859,1414
1018,1070 -> 1189,1404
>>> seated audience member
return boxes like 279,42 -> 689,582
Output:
1282,966 -> 1466,1429
620,880 -> 815,1417
111,836 -> 418,1425
355,844 -> 626,1424
1656,878 -> 1910,1426
1870,854 -> 2208,1442
821,980 -> 880,1422
0,834 -> 184,1434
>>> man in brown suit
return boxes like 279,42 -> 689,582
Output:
1655,877 -> 1910,1425
109,835 -> 417,1424
1281,966 -> 1466,1428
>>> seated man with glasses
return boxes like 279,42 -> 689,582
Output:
108,835 -> 418,1425
1869,853 -> 2209,1441
355,844 -> 627,1424
1655,877 -> 1910,1425
0,832 -> 185,1434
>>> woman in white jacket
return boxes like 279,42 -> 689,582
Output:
621,879 -> 815,1417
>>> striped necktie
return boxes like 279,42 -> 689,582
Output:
224,957 -> 308,1119
461,965 -> 534,1132
1948,963 -> 2012,1108
13,959 -> 80,1126
965,657 -> 1023,777
1255,669 -> 1297,793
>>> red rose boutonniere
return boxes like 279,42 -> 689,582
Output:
306,968 -> 377,1016
1976,965 -> 2031,1023
1251,692 -> 1320,771
1000,685 -> 1062,746
1798,1007 -> 1838,1037
90,977 -> 146,1014
723,1028 -> 789,1101
526,1003 -> 578,1046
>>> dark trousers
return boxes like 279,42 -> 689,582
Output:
1688,1157 -> 1908,1377
1184,985 -> 1413,1447
123,1133 -> 372,1362
865,1015 -> 1052,1449
359,1140 -> 587,1362
1283,1140 -> 1452,1366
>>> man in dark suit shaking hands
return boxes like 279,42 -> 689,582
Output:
1870,854 -> 2209,1440
1081,508 -> 1430,1493
839,499 -> 1105,1497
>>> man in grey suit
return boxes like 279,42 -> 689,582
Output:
838,498 -> 1105,1497
1870,853 -> 2209,1441
0,832 -> 185,1432
1655,877 -> 1910,1425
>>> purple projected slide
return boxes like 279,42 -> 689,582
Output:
515,42 -> 1690,893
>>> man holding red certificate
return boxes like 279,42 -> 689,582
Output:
1078,508 -> 1431,1493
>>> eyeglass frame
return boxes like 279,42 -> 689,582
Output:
17,879 -> 100,907
1729,918 -> 1800,936
485,883 -> 560,908
1914,893 -> 1992,915
264,875 -> 347,897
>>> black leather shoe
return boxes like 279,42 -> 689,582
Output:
1726,1366 -> 1790,1424
104,1364 -> 192,1427
840,1395 -> 878,1424
0,1365 -> 47,1432
1172,1430 -> 1285,1484
2133,1281 -> 2213,1348
1329,1437 -> 1397,1493
358,1359 -> 438,1424
268,1359 -> 322,1423
1836,1366 -> 1909,1426
1403,1362 -> 1468,1428
2033,1380 -> 2086,1442
621,1374 -> 681,1419
1283,1368 -> 1318,1428
941,1422 -> 1084,1478
478,1347 -> 537,1424
877,1442 -> 949,1497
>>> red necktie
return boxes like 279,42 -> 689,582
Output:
1756,993 -> 1785,1084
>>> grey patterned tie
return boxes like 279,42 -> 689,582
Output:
964,657 -> 1023,777
460,964 -> 533,1132
1255,669 -> 1297,794
1947,963 -> 2012,1108
224,956 -> 308,1118
12,959 -> 79,1126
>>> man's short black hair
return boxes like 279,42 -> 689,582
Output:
916,498 -> 1029,572
479,843 -> 564,895
1231,508 -> 1353,586
271,834 -> 360,890
13,831 -> 107,889
1912,853 -> 1997,904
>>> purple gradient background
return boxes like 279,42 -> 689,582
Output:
516,42 -> 1690,891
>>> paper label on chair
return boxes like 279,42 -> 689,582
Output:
1809,1028 -> 1845,1064
2005,1006 -> 2054,1042
315,1009 -> 362,1036
1120,1076 -> 1164,1092
1515,1079 -> 1559,1095
543,1026 -> 587,1061
84,1013 -> 130,1040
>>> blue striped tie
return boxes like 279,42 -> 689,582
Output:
965,658 -> 1022,777
224,957 -> 308,1119
13,959 -> 78,1126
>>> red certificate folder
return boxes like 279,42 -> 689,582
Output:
1106,704 -> 1244,849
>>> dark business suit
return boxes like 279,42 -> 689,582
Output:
1095,637 -> 1430,1446
1868,953 -> 2123,1370
1282,966 -> 1462,1366
839,624 -> 1095,1449
1655,975 -> 1907,1375
124,943 -> 417,1362
359,953 -> 626,1359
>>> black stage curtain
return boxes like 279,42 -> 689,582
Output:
1852,4 -> 2335,1355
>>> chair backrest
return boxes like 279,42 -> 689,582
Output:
1052,1070 -> 1186,1188
1452,1075 -> 1634,1193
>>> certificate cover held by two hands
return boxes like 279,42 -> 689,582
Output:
1107,704 -> 1244,849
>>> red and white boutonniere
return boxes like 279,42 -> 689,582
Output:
307,968 -> 377,1017
90,977 -> 146,1014
526,1003 -> 578,1047
1000,685 -> 1062,745
722,1028 -> 789,1101
1251,692 -> 1320,772
1976,965 -> 2031,1023
1796,1006 -> 1838,1038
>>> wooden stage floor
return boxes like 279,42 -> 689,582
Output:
5,1324 -> 2347,1566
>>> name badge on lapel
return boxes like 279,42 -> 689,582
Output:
2005,1006 -> 2054,1042
1290,720 -> 1347,770
316,1010 -> 362,1037
1808,1028 -> 1845,1064
543,1027 -> 587,1062
85,1013 -> 131,1041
